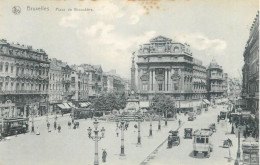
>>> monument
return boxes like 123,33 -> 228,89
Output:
124,52 -> 140,115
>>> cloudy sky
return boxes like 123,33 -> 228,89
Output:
0,0 -> 258,79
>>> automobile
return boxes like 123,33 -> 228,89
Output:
220,111 -> 228,120
168,130 -> 180,148
188,116 -> 194,121
188,112 -> 196,121
184,128 -> 193,139
209,123 -> 216,132
193,129 -> 213,157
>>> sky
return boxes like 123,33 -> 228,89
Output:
0,0 -> 258,80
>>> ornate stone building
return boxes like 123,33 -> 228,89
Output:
206,59 -> 225,104
136,36 -> 208,110
0,39 -> 50,117
242,11 -> 259,115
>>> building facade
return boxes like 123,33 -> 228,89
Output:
0,39 -> 50,117
242,11 -> 259,114
80,64 -> 103,98
48,58 -> 63,113
206,59 -> 225,104
103,70 -> 128,93
136,36 -> 208,109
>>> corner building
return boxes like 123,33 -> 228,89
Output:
0,39 -> 49,117
136,36 -> 208,110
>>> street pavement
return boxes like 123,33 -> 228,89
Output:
149,105 -> 243,165
0,105 -> 243,165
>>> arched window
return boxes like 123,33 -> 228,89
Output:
5,62 -> 9,72
174,47 -> 179,52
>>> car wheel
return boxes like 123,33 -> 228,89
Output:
193,151 -> 197,156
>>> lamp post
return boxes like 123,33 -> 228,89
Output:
1,109 -> 4,138
165,109 -> 168,126
158,112 -> 161,130
30,105 -> 35,133
235,126 -> 241,165
149,112 -> 153,137
89,119 -> 105,165
120,117 -> 125,156
137,115 -> 142,145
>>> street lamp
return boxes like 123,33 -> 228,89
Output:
158,112 -> 161,130
165,109 -> 168,126
120,117 -> 126,156
137,115 -> 142,145
30,105 -> 35,133
235,126 -> 241,165
1,109 -> 4,138
89,119 -> 105,165
149,111 -> 153,137
116,118 -> 119,128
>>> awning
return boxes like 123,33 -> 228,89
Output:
203,99 -> 210,104
63,103 -> 71,109
79,102 -> 91,108
68,102 -> 75,108
139,101 -> 149,108
57,104 -> 66,109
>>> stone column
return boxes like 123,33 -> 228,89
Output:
153,69 -> 156,91
149,70 -> 152,91
164,69 -> 167,91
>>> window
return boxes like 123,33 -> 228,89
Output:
0,63 -> 3,72
5,82 -> 8,90
5,64 -> 8,72
196,138 -> 205,143
11,66 -> 13,73
71,77 -> 75,83
174,47 -> 179,52
21,68 -> 24,75
142,84 -> 148,91
11,83 -> 13,90
158,84 -> 163,91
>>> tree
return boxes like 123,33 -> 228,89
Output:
149,94 -> 176,118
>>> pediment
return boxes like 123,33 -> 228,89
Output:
150,36 -> 172,43
140,74 -> 149,81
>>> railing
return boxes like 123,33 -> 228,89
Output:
0,90 -> 48,94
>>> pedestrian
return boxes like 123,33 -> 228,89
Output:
68,121 -> 71,128
58,125 -> 61,133
102,149 -> 107,162
73,123 -> 76,129
36,127 -> 40,135
243,130 -> 246,138
23,124 -> 26,134
116,128 -> 119,137
88,127 -> 92,138
134,124 -> 137,129
54,121 -> 57,130
178,119 -> 181,127
15,130 -> 18,137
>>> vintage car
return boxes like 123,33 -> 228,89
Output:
168,130 -> 180,148
193,129 -> 213,157
219,111 -> 227,120
209,123 -> 216,132
188,112 -> 196,121
184,128 -> 193,139
188,116 -> 194,121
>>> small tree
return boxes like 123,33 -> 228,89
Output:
149,94 -> 176,118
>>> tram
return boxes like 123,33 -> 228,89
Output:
0,117 -> 29,137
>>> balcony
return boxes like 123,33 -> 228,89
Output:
209,76 -> 223,80
63,91 -> 75,96
0,90 -> 48,95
